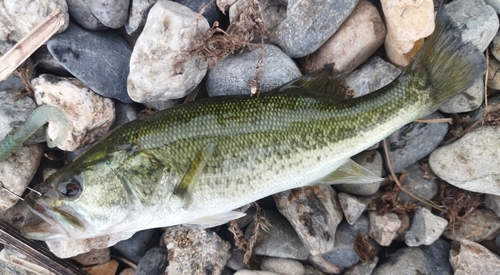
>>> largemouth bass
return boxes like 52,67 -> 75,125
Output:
22,10 -> 485,241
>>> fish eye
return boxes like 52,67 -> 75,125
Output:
57,177 -> 81,198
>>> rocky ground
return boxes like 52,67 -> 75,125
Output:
1,0 -> 500,274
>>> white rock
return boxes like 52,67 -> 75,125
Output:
306,1 -> 386,74
338,192 -> 366,225
429,126 -> 500,196
404,208 -> 448,247
369,212 -> 401,246
446,0 -> 499,52
45,231 -> 136,258
127,0 -> 209,103
439,78 -> 484,113
260,257 -> 305,275
0,0 -> 69,42
485,194 -> 500,218
381,0 -> 435,66
32,74 -> 115,151
450,239 -> 500,274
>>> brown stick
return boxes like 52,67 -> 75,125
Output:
0,221 -> 88,275
0,9 -> 65,82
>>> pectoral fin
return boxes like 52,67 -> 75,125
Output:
317,159 -> 383,185
186,211 -> 246,228
175,142 -> 217,208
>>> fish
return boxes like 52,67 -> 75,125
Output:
22,10 -> 485,241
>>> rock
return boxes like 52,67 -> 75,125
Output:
470,93 -> 500,122
110,102 -> 139,130
177,0 -> 224,27
446,0 -> 499,52
245,210 -> 309,260
32,75 -> 115,151
443,208 -> 500,242
369,212 -> 401,246
128,0 -> 209,103
404,208 -> 448,247
270,0 -> 360,57
372,239 -> 451,275
66,0 -> 106,30
337,193 -> 366,225
226,249 -> 246,271
439,78 -> 484,113
260,257 -> 305,275
343,257 -> 378,275
45,231 -> 136,258
308,254 -> 342,274
321,216 -> 370,269
84,0 -> 130,29
381,0 -> 434,66
136,246 -> 168,275
206,44 -> 301,97
0,0 -> 69,42
143,99 -> 182,111
0,74 -> 25,92
450,239 -> 500,274
485,194 -> 500,218
72,248 -> 111,266
334,150 -> 384,196
429,126 -> 500,195
31,46 -> 70,76
397,162 -> 439,204
0,145 -> 43,210
395,212 -> 411,241
485,0 -> 500,13
345,56 -> 401,98
83,259 -> 119,275
0,200 -> 40,231
273,185 -> 343,255
492,31 -> 500,61
234,270 -> 281,275
488,56 -> 500,90
303,265 -> 328,275
114,229 -> 160,264
164,225 -> 231,275
0,90 -> 37,142
0,247 -> 53,275
47,23 -> 133,103
125,0 -> 158,35
386,112 -> 449,173
120,268 -> 137,275
305,1 -> 385,74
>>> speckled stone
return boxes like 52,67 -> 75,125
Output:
450,239 -> 500,274
369,212 -> 401,246
442,208 -> 500,242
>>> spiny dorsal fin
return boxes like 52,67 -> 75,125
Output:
277,64 -> 350,101
175,141 -> 217,208
317,158 -> 383,185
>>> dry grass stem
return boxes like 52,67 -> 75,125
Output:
0,9 -> 65,82
414,118 -> 453,124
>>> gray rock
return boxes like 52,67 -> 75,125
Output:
386,112 -> 449,173
0,74 -> 24,92
113,229 -> 160,264
372,239 -> 451,275
270,0 -> 360,57
446,0 -> 498,52
429,126 -> 500,196
405,208 -> 448,247
0,0 -> 69,42
497,234 -> 500,248
110,102 -> 139,130
439,78 -> 484,113
485,194 -> 500,218
450,239 -> 500,274
125,0 -> 158,35
337,192 -> 366,225
226,249 -> 246,271
334,150 -> 383,196
344,257 -> 378,275
84,0 -> 130,29
273,185 -> 343,255
308,254 -> 342,274
0,90 -> 37,141
66,0 -> 106,30
489,57 -> 500,90
245,210 -> 309,260
143,99 -> 182,111
31,46 -> 70,76
0,199 -> 40,231
492,31 -> 500,61
47,23 -> 133,103
303,265 -> 328,275
260,257 -> 305,275
443,208 -> 500,242
397,162 -> 439,204
234,271 -> 281,275
176,0 -> 224,27
369,212 -> 401,246
72,248 -> 110,266
163,225 -> 230,275
136,246 -> 168,275
206,44 -> 301,97
127,0 -> 209,102
321,216 -> 370,269
469,93 -> 500,122
345,56 -> 401,98
485,0 -> 500,13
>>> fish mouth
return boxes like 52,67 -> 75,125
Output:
22,194 -> 85,241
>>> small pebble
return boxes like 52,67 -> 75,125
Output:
72,248 -> 111,266
260,257 -> 306,275
337,192 -> 366,225
369,212 -> 401,246
442,208 -> 500,242
449,239 -> 500,274
136,246 -> 168,275
397,162 -> 438,204
114,229 -> 160,264
404,208 -> 448,247
66,0 -> 107,30
83,259 -> 119,275
334,150 -> 383,196
0,74 -> 25,92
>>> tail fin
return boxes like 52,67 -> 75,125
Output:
405,9 -> 486,110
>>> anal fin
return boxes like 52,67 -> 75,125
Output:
317,158 -> 383,185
